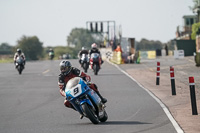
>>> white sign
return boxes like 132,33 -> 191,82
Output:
174,50 -> 184,59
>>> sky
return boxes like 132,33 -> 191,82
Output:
0,0 -> 194,47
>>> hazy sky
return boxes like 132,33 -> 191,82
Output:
0,0 -> 194,46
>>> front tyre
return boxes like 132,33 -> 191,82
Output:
82,103 -> 99,124
18,66 -> 22,75
83,63 -> 88,73
93,64 -> 99,75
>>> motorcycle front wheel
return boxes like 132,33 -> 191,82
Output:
93,64 -> 99,75
18,66 -> 22,75
83,63 -> 88,73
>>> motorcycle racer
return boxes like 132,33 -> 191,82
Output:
89,43 -> 104,64
78,47 -> 89,65
13,48 -> 26,67
58,60 -> 107,110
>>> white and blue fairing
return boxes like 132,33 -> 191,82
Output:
65,77 -> 95,109
65,78 -> 88,98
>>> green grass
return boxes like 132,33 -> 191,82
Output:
0,58 -> 13,63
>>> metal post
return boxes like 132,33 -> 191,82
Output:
107,21 -> 109,41
86,21 -> 88,31
86,20 -> 116,43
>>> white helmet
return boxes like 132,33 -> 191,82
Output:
91,43 -> 97,48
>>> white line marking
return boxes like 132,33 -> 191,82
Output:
108,60 -> 184,133
43,69 -> 50,74
124,108 -> 141,121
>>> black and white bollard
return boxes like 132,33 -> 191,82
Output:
156,62 -> 160,85
189,77 -> 198,115
170,66 -> 176,95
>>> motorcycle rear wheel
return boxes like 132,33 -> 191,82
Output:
99,110 -> 108,122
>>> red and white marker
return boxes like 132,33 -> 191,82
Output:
170,66 -> 176,95
189,77 -> 198,115
156,62 -> 160,85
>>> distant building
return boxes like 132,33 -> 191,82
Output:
176,15 -> 197,40
193,4 -> 200,52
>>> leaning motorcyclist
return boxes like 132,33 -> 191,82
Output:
89,43 -> 104,64
58,60 -> 107,110
78,47 -> 89,65
13,48 -> 26,67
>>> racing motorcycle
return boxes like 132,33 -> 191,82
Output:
49,51 -> 54,60
65,77 -> 108,124
15,56 -> 24,74
80,54 -> 89,73
89,53 -> 101,75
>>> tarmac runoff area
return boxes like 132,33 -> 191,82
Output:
108,56 -> 200,133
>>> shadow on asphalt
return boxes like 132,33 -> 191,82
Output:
99,121 -> 151,125
92,73 -> 124,76
74,121 -> 151,125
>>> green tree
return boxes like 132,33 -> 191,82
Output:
0,43 -> 13,55
54,46 -> 79,59
67,28 -> 99,50
136,38 -> 163,50
16,35 -> 43,60
191,22 -> 200,40
190,0 -> 200,10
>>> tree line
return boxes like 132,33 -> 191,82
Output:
0,28 -> 104,60
0,28 -> 174,60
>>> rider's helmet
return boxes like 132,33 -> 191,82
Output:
17,48 -> 22,54
82,47 -> 85,50
91,43 -> 97,48
59,60 -> 72,75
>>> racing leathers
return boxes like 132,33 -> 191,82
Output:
89,47 -> 104,64
58,67 -> 106,109
78,49 -> 89,65
13,52 -> 26,66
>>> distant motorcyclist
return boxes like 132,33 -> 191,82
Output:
58,60 -> 107,110
14,48 -> 26,67
78,47 -> 89,65
48,48 -> 54,60
89,43 -> 104,64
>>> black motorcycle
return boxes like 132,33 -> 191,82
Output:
80,54 -> 89,73
15,56 -> 24,75
89,53 -> 101,75
49,51 -> 54,60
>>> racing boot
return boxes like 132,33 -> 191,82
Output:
96,91 -> 107,103
64,100 -> 76,110
80,114 -> 84,119
101,59 -> 104,64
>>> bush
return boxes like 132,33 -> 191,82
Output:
192,22 -> 200,40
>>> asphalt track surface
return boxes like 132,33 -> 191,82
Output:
0,60 -> 177,133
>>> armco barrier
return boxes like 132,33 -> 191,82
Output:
139,51 -> 156,59
148,51 -> 156,59
110,51 -> 122,64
